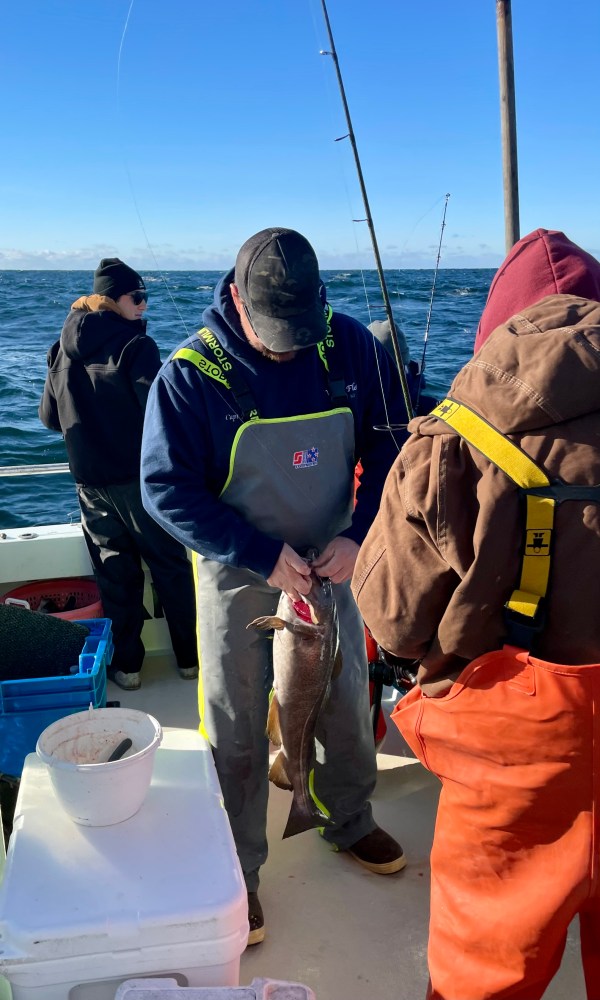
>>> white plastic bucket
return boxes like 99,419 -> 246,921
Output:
36,706 -> 162,826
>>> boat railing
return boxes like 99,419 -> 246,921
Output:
0,464 -> 78,535
0,463 -> 70,478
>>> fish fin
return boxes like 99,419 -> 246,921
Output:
290,621 -> 326,638
247,616 -> 320,636
282,793 -> 327,839
247,616 -> 287,631
269,749 -> 293,791
332,646 -> 343,679
266,695 -> 283,747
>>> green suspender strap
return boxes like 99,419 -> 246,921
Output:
430,397 -> 600,651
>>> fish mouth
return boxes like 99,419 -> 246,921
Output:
292,598 -> 314,623
291,577 -> 333,626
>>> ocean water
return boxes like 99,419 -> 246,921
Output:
0,268 -> 493,530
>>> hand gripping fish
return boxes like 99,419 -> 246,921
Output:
247,568 -> 342,839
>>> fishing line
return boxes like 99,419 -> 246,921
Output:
397,193 -> 449,261
116,0 -> 191,339
308,0 -> 377,303
115,3 -> 308,493
116,1 -> 399,503
113,0 -> 266,466
308,0 -> 376,325
309,0 -> 413,445
415,193 -> 450,411
115,6 -> 344,497
387,192 -> 447,310
115,4 -> 281,471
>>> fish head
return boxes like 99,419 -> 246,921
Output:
292,570 -> 334,626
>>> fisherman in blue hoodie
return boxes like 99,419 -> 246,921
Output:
140,228 -> 407,945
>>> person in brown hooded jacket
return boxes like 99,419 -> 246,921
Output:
352,229 -> 600,999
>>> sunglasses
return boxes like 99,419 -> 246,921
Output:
128,290 -> 148,305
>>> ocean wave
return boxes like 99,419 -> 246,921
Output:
0,268 -> 491,527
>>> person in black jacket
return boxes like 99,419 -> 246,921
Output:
39,257 -> 198,691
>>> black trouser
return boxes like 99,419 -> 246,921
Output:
77,480 -> 197,675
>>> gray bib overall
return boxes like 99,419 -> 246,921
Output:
179,332 -> 377,890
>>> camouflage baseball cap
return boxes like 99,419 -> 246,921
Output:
234,228 -> 327,352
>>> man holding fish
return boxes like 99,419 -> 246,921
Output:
140,227 -> 407,945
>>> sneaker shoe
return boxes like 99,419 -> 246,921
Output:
247,891 -> 265,946
109,670 -> 141,691
178,666 -> 199,680
347,825 -> 407,874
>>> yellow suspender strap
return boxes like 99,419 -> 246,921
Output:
431,398 -> 555,637
172,346 -> 232,390
173,330 -> 259,420
430,399 -> 550,489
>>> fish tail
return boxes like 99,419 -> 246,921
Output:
282,792 -> 325,840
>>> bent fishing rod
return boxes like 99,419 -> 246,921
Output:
318,0 -> 414,423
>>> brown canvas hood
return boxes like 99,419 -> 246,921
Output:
451,294 -> 600,434
414,295 -> 600,438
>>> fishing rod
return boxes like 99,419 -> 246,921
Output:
415,193 -> 450,411
318,0 -> 414,423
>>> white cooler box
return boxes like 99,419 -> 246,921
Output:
115,979 -> 316,999
0,728 -> 248,1000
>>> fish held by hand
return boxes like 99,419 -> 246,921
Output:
247,570 -> 342,839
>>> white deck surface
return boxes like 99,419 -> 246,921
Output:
110,656 -> 587,1000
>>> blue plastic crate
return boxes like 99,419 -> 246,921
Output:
0,618 -> 113,778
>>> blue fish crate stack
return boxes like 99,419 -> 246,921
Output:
0,618 -> 113,779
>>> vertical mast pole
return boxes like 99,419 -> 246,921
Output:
320,0 -> 414,420
496,0 -> 520,252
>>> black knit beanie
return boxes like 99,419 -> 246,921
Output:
93,258 -> 145,301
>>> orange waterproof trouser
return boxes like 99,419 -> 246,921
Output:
392,646 -> 600,1000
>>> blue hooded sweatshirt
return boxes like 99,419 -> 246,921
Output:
141,270 -> 407,579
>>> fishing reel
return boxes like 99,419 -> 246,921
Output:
368,646 -> 418,695
365,629 -> 418,745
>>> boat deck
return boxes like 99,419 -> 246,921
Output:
111,656 -> 586,1000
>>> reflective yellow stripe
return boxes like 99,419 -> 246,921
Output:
192,551 -> 211,742
173,347 -> 231,390
432,398 -> 555,622
317,341 -> 329,372
316,308 -> 334,372
308,767 -> 331,822
219,408 -> 352,497
197,327 -> 234,373
431,399 -> 550,489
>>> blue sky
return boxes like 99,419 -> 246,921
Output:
1,0 -> 598,270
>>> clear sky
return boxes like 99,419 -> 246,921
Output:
1,0 -> 598,270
